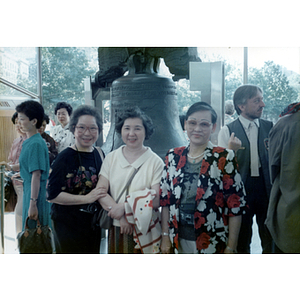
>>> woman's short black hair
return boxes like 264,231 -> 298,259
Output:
15,100 -> 44,129
186,102 -> 217,124
43,114 -> 50,124
115,106 -> 154,140
69,105 -> 103,134
54,101 -> 73,116
11,111 -> 18,124
179,115 -> 186,130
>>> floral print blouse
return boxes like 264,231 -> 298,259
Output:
160,141 -> 247,254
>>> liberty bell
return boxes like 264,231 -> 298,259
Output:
101,52 -> 188,159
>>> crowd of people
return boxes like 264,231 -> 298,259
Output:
1,83 -> 299,254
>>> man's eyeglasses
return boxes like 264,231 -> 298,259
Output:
75,125 -> 98,134
186,120 -> 212,130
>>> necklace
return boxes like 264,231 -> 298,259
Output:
187,151 -> 205,163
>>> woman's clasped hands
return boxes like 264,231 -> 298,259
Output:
108,203 -> 133,235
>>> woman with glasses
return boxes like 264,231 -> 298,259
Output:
160,102 -> 247,254
47,105 -> 105,253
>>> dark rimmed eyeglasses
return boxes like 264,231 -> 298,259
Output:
75,125 -> 98,134
186,120 -> 212,130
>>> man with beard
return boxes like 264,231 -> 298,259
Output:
218,85 -> 273,253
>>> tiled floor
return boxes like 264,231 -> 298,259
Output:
1,212 -> 262,254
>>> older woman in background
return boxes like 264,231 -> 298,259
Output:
51,101 -> 75,153
96,107 -> 164,254
47,105 -> 105,254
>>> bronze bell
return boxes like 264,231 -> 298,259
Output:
101,52 -> 188,159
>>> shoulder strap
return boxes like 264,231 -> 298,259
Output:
115,166 -> 141,203
95,146 -> 105,162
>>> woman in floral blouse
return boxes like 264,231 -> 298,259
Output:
47,105 -> 105,253
160,102 -> 246,254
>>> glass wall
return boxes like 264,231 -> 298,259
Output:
247,47 -> 300,121
0,47 -> 39,107
196,47 -> 300,122
0,47 -> 99,123
1,47 -> 299,124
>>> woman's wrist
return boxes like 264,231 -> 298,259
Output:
225,245 -> 237,253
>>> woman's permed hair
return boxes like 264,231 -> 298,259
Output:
115,106 -> 154,140
54,101 -> 73,116
186,102 -> 217,124
69,105 -> 103,134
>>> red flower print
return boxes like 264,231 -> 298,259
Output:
201,161 -> 210,174
177,155 -> 187,171
222,213 -> 228,226
194,211 -> 206,229
215,192 -> 224,207
148,200 -> 153,208
91,174 -> 97,184
173,177 -> 178,186
196,232 -> 211,250
160,198 -> 170,207
172,215 -> 178,228
213,147 -> 224,154
174,234 -> 179,249
218,156 -> 226,172
165,155 -> 169,166
74,175 -> 81,183
196,187 -> 205,200
174,147 -> 185,156
227,194 -> 241,208
223,174 -> 234,190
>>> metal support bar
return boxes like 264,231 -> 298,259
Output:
0,165 -> 5,254
0,77 -> 39,99
37,47 -> 43,105
243,47 -> 248,84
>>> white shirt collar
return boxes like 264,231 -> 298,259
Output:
118,145 -> 152,169
238,115 -> 260,128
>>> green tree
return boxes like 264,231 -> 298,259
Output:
224,61 -> 243,101
41,47 -> 94,119
175,79 -> 201,115
248,61 -> 298,121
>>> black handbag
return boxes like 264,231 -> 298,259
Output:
17,217 -> 54,254
98,166 -> 141,229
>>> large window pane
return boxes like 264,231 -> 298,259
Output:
41,47 -> 98,121
197,47 -> 244,102
0,47 -> 38,95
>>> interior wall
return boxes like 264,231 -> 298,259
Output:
0,110 -> 18,162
